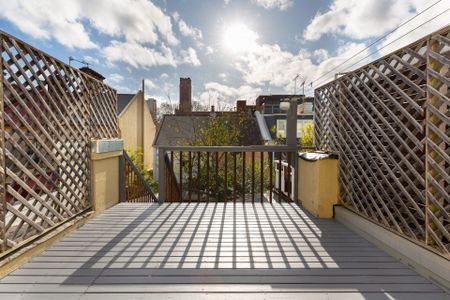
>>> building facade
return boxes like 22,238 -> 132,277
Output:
118,89 -> 157,171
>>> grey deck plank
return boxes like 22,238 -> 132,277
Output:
0,202 -> 446,299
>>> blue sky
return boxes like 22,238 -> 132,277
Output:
0,0 -> 448,109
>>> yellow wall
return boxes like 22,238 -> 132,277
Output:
91,150 -> 121,213
119,91 -> 156,171
298,157 -> 339,218
143,103 -> 156,169
119,93 -> 140,152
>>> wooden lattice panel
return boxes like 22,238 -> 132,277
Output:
426,30 -> 450,255
314,81 -> 340,152
315,26 -> 450,257
0,31 -> 118,253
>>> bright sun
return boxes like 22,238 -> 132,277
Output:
222,22 -> 258,54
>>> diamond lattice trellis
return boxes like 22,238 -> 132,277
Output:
315,26 -> 450,257
0,31 -> 119,253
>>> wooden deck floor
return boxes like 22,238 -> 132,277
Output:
0,203 -> 446,299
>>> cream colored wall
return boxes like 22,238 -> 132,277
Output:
298,157 -> 339,218
119,94 -> 140,152
118,91 -> 156,171
91,151 -> 121,213
143,104 -> 156,171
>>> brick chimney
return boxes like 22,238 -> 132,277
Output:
79,67 -> 105,82
178,77 -> 192,114
236,100 -> 247,112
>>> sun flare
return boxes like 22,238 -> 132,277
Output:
222,22 -> 259,54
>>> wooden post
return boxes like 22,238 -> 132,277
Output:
251,152 -> 255,203
188,152 -> 192,202
197,152 -> 201,202
179,151 -> 183,202
158,148 -> 166,204
215,152 -> 219,201
206,152 -> 209,202
118,153 -> 125,203
242,152 -> 246,202
224,152 -> 228,203
260,152 -> 264,203
269,152 -> 273,203
233,152 -> 237,204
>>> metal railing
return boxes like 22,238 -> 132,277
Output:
314,25 -> 450,258
0,31 -> 119,255
120,151 -> 157,203
157,145 -> 300,204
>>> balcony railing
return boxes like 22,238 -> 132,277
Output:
120,151 -> 157,203
157,145 -> 301,203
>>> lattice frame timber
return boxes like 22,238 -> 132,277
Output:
0,31 -> 119,254
315,26 -> 450,258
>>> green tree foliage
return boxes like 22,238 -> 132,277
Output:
186,113 -> 243,146
300,123 -> 314,147
175,113 -> 271,201
126,147 -> 158,191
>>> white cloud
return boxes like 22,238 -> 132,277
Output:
219,73 -> 228,82
312,49 -> 329,63
230,40 -> 370,93
0,0 -> 178,48
303,0 -> 448,41
199,82 -> 262,106
144,79 -> 157,90
83,55 -> 100,65
0,1 -> 96,49
177,18 -> 203,42
251,0 -> 293,10
205,46 -> 215,55
375,1 -> 449,55
103,41 -> 177,68
180,47 -> 201,66
107,73 -> 124,84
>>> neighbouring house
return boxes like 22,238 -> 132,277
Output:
152,77 -> 262,178
117,83 -> 157,171
255,95 -> 314,142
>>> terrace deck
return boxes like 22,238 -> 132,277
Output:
0,203 -> 446,299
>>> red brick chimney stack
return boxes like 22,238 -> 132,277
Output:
179,77 -> 192,114
236,100 -> 247,112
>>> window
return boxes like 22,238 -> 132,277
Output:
277,119 -> 313,138
297,120 -> 313,137
273,105 -> 280,113
263,105 -> 272,114
276,119 -> 286,138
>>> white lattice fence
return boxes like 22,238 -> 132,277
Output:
315,26 -> 450,257
0,31 -> 118,254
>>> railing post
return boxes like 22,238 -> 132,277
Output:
118,153 -> 125,203
293,149 -> 299,204
158,148 -> 166,204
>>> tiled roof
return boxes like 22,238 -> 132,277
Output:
154,114 -> 263,146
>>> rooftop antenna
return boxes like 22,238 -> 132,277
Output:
68,56 -> 90,68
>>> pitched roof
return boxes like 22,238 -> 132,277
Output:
153,114 -> 263,147
146,99 -> 158,124
117,93 -> 135,115
153,115 -> 210,146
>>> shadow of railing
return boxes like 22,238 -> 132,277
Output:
55,200 -> 435,297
